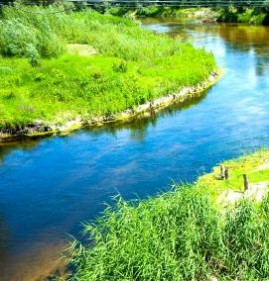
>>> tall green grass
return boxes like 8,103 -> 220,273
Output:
69,185 -> 269,280
0,4 -> 216,131
0,3 -> 199,61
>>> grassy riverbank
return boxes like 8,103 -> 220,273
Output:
69,149 -> 269,280
106,6 -> 269,25
0,3 -> 216,137
107,6 -> 216,20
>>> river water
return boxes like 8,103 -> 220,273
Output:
1,20 -> 269,280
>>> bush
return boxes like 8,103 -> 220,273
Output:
217,6 -> 267,24
0,3 -> 65,58
141,6 -> 161,17
237,8 -> 253,23
26,44 -> 40,67
250,13 -> 267,25
0,19 -> 39,57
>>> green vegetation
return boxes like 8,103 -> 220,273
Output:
105,5 -> 269,25
198,149 -> 269,196
217,6 -> 269,25
0,3 -> 216,134
207,0 -> 269,24
106,6 -> 215,19
69,150 -> 269,280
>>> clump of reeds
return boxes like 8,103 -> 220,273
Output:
69,185 -> 269,280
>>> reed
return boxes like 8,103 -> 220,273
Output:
69,150 -> 269,280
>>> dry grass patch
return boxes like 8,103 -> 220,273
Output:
67,44 -> 98,56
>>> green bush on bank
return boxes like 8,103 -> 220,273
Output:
0,4 -> 66,58
217,7 -> 268,25
0,4 -> 216,130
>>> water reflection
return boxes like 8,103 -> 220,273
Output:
0,210 -> 8,257
87,91 -> 208,142
144,21 -> 269,77
0,138 -> 47,165
0,90 -> 208,159
205,24 -> 269,76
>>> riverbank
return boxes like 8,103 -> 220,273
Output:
0,70 -> 221,141
106,6 -> 269,25
0,4 -> 217,141
69,149 -> 269,280
107,7 -> 218,22
143,7 -> 269,25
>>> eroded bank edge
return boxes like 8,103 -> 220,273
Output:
0,70 -> 223,142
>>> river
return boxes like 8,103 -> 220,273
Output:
1,20 -> 269,280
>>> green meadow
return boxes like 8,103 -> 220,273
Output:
0,3 -> 216,133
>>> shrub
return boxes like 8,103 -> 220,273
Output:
0,3 -> 65,58
250,13 -> 267,25
0,19 -> 39,57
141,6 -> 161,17
237,8 -> 254,23
26,44 -> 40,67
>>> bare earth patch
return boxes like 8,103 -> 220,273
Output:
219,181 -> 269,205
67,44 -> 98,56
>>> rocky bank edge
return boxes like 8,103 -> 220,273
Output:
0,70 -> 222,141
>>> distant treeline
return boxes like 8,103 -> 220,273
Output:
1,1 -> 269,24
2,0 -> 269,9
